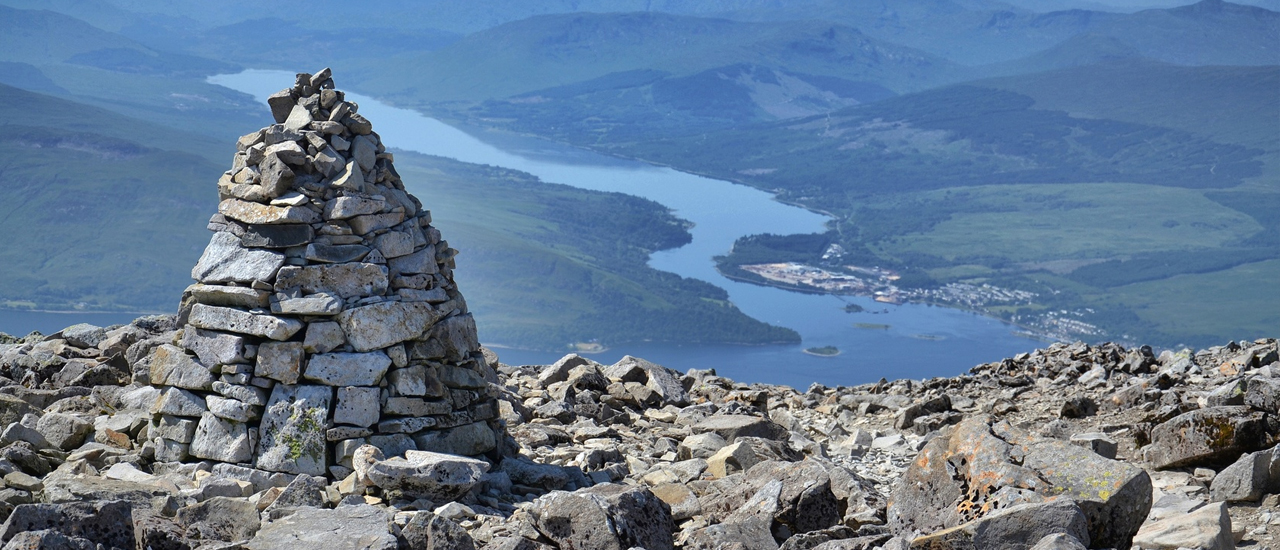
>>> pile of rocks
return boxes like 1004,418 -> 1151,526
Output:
0,317 -> 1276,548
142,68 -> 499,479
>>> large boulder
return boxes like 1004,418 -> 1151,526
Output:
1208,448 -> 1276,502
0,501 -> 134,549
530,483 -> 674,550
245,505 -> 397,550
888,416 -> 1151,550
1142,406 -> 1276,469
908,500 -> 1090,550
701,460 -> 842,540
366,449 -> 488,501
1131,501 -> 1234,550
176,496 -> 261,542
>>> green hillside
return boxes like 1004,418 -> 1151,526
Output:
460,63 -> 896,146
977,61 -> 1280,150
625,85 -> 1265,198
356,13 -> 957,105
393,153 -> 798,349
0,83 -> 794,349
604,67 -> 1278,347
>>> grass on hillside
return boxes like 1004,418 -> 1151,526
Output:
393,152 -> 799,349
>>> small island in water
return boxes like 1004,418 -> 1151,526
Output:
843,303 -> 864,313
803,346 -> 841,357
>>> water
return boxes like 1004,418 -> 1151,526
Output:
0,310 -> 143,339
198,70 -> 1040,388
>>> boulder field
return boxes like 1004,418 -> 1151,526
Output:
0,324 -> 1275,549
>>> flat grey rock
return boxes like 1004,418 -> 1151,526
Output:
192,231 -> 285,284
304,352 -> 391,386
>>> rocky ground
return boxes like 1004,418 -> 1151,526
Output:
0,317 -> 1275,549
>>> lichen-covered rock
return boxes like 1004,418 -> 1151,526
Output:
257,385 -> 331,476
1142,406 -> 1276,469
889,416 -> 1151,550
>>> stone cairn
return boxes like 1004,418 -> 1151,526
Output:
143,68 -> 499,479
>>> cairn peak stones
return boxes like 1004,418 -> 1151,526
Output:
146,68 -> 497,478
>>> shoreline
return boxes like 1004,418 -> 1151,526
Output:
802,348 -> 841,357
714,263 -> 1067,344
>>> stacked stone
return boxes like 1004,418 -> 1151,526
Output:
144,68 -> 499,479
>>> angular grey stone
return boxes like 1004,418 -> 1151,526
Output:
911,500 -> 1090,550
185,284 -> 271,309
275,263 -> 389,299
0,501 -> 135,550
1143,406 -> 1273,469
256,341 -> 304,384
368,434 -> 417,458
219,198 -> 318,225
1209,448 -> 1273,502
303,321 -> 346,354
399,511 -> 476,550
693,415 -> 788,443
245,505 -> 397,550
207,395 -> 258,422
1132,501 -> 1234,550
349,212 -> 404,235
258,153 -> 296,198
265,140 -> 307,164
374,231 -> 415,258
305,243 -> 370,263
366,450 -> 488,501
267,89 -> 295,123
325,196 -> 385,219
437,365 -> 486,390
213,381 -> 270,406
376,417 -> 437,434
384,397 -> 451,416
1245,376 -> 1280,413
531,483 -> 675,550
192,232 -> 286,284
1069,432 -> 1118,460
429,314 -> 480,360
264,474 -> 326,513
176,496 -> 261,542
258,385 -> 331,476
283,104 -> 313,131
388,365 -> 428,396
1029,534 -> 1088,550
61,323 -> 106,349
189,412 -> 252,463
35,412 -> 92,451
188,304 -> 303,341
181,328 -> 247,366
412,421 -> 495,457
338,301 -> 440,352
150,415 -> 198,443
331,161 -> 364,192
352,135 -> 377,172
334,387 -> 380,427
271,292 -> 342,316
388,245 -> 438,276
149,344 -> 216,390
151,387 -> 207,416
304,352 -> 391,386
241,223 -> 314,248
